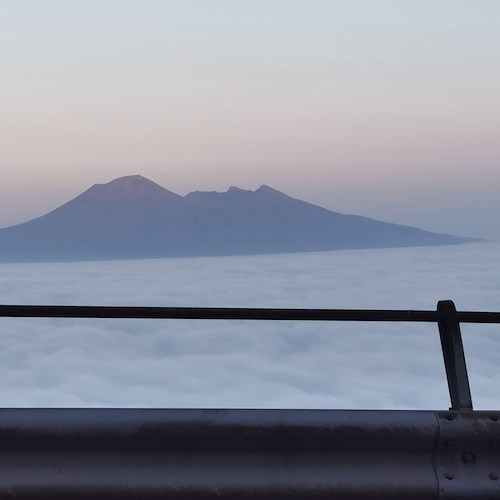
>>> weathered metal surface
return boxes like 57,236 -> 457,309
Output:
0,409 -> 498,499
435,411 -> 500,499
0,409 -> 436,499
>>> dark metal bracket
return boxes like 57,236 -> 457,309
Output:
437,300 -> 473,411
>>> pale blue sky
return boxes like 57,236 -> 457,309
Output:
1,1 -> 499,238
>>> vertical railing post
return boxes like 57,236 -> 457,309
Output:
437,300 -> 473,411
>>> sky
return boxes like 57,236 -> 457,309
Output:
1,1 -> 499,239
0,242 -> 498,409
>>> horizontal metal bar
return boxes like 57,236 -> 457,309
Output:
0,304 -> 444,321
456,311 -> 500,323
0,408 -> 439,499
0,408 -> 498,499
2,304 -> 500,323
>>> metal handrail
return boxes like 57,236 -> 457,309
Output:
2,303 -> 500,322
2,299 -> 497,411
3,299 -> 500,498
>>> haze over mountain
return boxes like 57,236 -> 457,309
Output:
0,175 -> 479,263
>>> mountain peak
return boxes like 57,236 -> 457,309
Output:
227,186 -> 246,193
255,184 -> 289,198
97,174 -> 159,189
113,174 -> 149,182
257,184 -> 279,192
88,175 -> 181,200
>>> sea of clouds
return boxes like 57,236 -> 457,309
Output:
0,242 -> 498,410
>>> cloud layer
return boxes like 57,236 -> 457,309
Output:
0,242 -> 498,409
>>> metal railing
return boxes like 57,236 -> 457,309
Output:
1,299 -> 500,498
2,298 -> 500,410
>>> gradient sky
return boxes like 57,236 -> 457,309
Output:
1,1 -> 499,239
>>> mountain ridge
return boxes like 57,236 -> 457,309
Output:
0,175 -> 480,263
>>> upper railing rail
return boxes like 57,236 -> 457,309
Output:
2,304 -> 500,322
2,299 -> 498,411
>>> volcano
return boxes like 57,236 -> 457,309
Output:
0,175 -> 479,262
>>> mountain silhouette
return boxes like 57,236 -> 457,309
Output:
0,175 -> 479,262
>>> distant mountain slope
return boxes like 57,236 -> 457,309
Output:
0,175 -> 479,262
